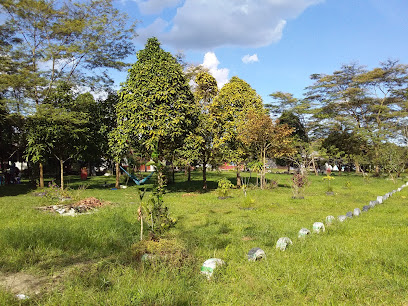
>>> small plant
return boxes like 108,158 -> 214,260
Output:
45,180 -> 71,201
323,174 -> 335,193
268,180 -> 278,189
71,184 -> 89,201
138,147 -> 177,239
344,181 -> 351,189
292,173 -> 307,199
241,196 -> 255,208
217,178 -> 233,199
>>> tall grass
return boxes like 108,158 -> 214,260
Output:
0,171 -> 407,304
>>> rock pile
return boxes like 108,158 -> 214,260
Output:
37,197 -> 107,216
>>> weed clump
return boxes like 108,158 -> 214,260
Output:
131,238 -> 189,267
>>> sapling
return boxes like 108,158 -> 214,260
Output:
136,187 -> 147,241
323,173 -> 335,193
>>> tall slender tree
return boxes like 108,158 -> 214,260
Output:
113,37 -> 197,181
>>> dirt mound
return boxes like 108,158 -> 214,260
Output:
73,197 -> 104,209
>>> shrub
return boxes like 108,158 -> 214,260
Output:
217,178 -> 233,198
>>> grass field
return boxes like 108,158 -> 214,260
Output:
0,171 -> 407,305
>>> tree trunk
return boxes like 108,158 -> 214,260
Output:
236,166 -> 241,187
171,159 -> 175,184
115,162 -> 120,188
355,160 -> 361,173
202,154 -> 207,190
140,215 -> 143,241
60,159 -> 64,190
261,148 -> 266,189
187,164 -> 191,182
39,162 -> 44,188
311,158 -> 318,176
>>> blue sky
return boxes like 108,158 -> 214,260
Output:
113,0 -> 408,104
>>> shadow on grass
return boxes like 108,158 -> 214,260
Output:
0,213 -> 138,271
0,183 -> 37,197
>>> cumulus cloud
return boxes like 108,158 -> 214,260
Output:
242,54 -> 259,64
202,52 -> 229,89
135,0 -> 181,15
137,0 -> 323,49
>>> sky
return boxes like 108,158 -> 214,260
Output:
112,0 -> 408,104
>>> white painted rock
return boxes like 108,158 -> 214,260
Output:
376,196 -> 383,204
313,222 -> 325,233
247,247 -> 266,261
325,215 -> 335,225
276,237 -> 293,251
16,294 -> 29,300
353,208 -> 361,216
201,258 -> 225,278
338,215 -> 347,222
298,228 -> 311,238
369,201 -> 377,208
141,253 -> 156,262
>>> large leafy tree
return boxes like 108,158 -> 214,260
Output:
1,0 -> 136,186
0,0 -> 136,106
211,76 -> 264,186
238,111 -> 294,189
114,37 -> 197,181
26,84 -> 89,189
306,60 -> 408,173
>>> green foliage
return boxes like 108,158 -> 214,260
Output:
323,174 -> 335,192
25,85 -> 90,188
115,37 -> 197,159
0,0 -> 136,105
241,194 -> 255,208
306,60 -> 408,173
217,177 -> 233,198
43,180 -> 71,200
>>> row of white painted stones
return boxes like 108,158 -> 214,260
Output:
200,182 -> 408,278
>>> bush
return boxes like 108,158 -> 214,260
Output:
217,178 -> 233,198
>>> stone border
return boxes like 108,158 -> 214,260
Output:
200,181 -> 408,276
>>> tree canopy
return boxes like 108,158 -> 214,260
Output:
114,37 -> 197,169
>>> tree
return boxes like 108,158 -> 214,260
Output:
238,111 -> 294,189
321,128 -> 367,172
26,84 -> 89,189
189,71 -> 219,189
75,91 -> 119,174
0,0 -> 136,106
306,60 -> 408,174
211,76 -> 264,186
2,0 -> 136,186
114,37 -> 197,181
268,91 -> 317,174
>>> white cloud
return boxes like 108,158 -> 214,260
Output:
242,54 -> 259,64
137,18 -> 169,43
202,52 -> 229,89
137,0 -> 323,49
135,0 -> 181,15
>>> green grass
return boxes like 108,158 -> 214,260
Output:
0,171 -> 407,305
